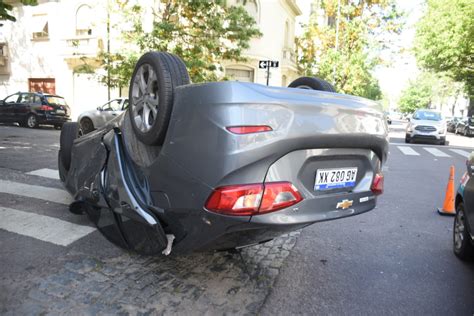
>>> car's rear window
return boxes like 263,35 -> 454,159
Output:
46,97 -> 67,106
413,111 -> 442,121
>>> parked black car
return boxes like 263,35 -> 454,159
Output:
455,117 -> 474,137
447,117 -> 461,133
0,92 -> 71,129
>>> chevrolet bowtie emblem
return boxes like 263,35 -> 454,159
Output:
336,199 -> 353,210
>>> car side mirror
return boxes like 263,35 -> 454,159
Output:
97,106 -> 102,111
0,100 -> 4,106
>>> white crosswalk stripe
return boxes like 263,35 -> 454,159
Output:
26,168 -> 59,180
423,147 -> 451,157
0,207 -> 95,246
395,145 -> 473,158
0,179 -> 72,205
449,149 -> 471,158
0,170 -> 98,247
397,146 -> 420,156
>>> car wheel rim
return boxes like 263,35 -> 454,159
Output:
295,85 -> 313,90
454,210 -> 465,250
131,63 -> 159,133
27,116 -> 36,127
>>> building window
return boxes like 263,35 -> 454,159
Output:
76,5 -> 93,36
32,14 -> 49,40
228,0 -> 259,23
226,67 -> 254,82
284,20 -> 290,48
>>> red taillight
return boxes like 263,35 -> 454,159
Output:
226,125 -> 273,134
39,105 -> 54,111
205,184 -> 263,216
259,182 -> 303,213
371,173 -> 384,196
205,181 -> 303,216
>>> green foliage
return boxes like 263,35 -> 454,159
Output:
99,0 -> 261,85
415,0 -> 474,98
399,79 -> 432,114
297,0 -> 402,100
398,72 -> 461,114
0,0 -> 37,22
98,52 -> 138,89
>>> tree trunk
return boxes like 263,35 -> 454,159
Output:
467,85 -> 474,117
468,97 -> 474,117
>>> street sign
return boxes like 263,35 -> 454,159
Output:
259,60 -> 279,69
259,60 -> 280,86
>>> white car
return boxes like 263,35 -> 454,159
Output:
78,98 -> 129,134
405,110 -> 447,145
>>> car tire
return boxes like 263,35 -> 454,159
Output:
59,122 -> 80,172
288,76 -> 336,92
405,134 -> 411,143
80,117 -> 95,134
26,114 -> 38,128
54,124 -> 62,130
18,121 -> 27,128
128,51 -> 190,145
453,202 -> 474,260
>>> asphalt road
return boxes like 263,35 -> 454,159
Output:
1,121 -> 473,314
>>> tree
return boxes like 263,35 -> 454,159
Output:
297,0 -> 402,100
0,0 -> 37,22
98,0 -> 261,86
415,0 -> 474,113
399,78 -> 432,113
398,72 -> 462,114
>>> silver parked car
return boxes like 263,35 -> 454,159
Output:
78,98 -> 129,134
405,109 -> 447,145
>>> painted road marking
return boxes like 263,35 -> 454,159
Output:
397,146 -> 420,156
0,207 -> 95,246
26,168 -> 59,180
449,149 -> 471,158
0,180 -> 72,205
423,147 -> 451,158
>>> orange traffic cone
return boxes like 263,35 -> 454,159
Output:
438,165 -> 455,215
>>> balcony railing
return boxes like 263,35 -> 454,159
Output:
61,36 -> 102,58
282,47 -> 297,68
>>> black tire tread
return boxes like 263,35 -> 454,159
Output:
454,203 -> 474,260
59,122 -> 79,171
288,76 -> 336,93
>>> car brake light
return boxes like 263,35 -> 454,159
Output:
259,182 -> 303,214
205,181 -> 303,216
371,173 -> 384,196
39,105 -> 54,111
226,125 -> 272,134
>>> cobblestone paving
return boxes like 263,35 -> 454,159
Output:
5,232 -> 300,315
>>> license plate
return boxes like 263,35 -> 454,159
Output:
55,110 -> 65,115
314,167 -> 358,191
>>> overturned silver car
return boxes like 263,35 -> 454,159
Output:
59,52 -> 388,255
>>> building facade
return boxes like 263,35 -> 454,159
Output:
0,0 -> 301,120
